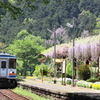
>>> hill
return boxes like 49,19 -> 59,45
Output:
0,0 -> 100,47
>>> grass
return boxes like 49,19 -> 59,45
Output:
13,86 -> 51,100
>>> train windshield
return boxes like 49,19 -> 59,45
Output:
1,61 -> 6,68
9,59 -> 16,69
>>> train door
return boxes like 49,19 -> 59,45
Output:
0,60 -> 7,77
8,59 -> 16,78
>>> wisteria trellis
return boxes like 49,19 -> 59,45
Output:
43,35 -> 100,61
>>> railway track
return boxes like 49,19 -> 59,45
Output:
0,89 -> 32,100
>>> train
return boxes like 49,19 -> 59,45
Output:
0,53 -> 17,88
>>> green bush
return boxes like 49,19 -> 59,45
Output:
34,65 -> 41,76
48,67 -> 54,77
86,78 -> 98,82
78,64 -> 91,80
76,80 -> 91,88
34,64 -> 48,77
76,80 -> 84,87
66,79 -> 71,85
16,75 -> 25,80
41,64 -> 48,75
66,61 -> 72,78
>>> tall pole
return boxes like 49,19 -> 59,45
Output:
47,28 -> 57,84
72,17 -> 75,87
54,30 -> 57,84
67,17 -> 75,87
41,63 -> 44,82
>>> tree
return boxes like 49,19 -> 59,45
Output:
77,10 -> 96,37
0,0 -> 79,19
78,64 -> 91,80
7,30 -> 45,76
79,0 -> 100,16
0,0 -> 49,19
0,42 -> 6,52
66,60 -> 72,78
92,17 -> 100,35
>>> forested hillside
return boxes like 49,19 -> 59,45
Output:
0,0 -> 100,47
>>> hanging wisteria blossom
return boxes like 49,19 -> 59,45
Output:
75,44 -> 81,60
45,51 -> 54,58
91,43 -> 95,58
42,35 -> 100,61
68,47 -> 73,59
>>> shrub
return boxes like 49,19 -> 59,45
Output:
34,65 -> 41,76
66,61 -> 72,78
66,79 -> 78,85
66,80 -> 71,85
78,64 -> 91,80
16,75 -> 25,80
74,79 -> 78,85
86,78 -> 98,82
76,80 -> 91,88
48,67 -> 54,77
34,64 -> 48,77
76,80 -> 84,87
41,64 -> 48,75
66,78 -> 72,85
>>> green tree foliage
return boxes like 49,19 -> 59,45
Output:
76,10 -> 96,37
16,30 -> 29,39
34,57 -> 54,77
0,0 -> 80,45
16,60 -> 24,76
0,42 -> 6,52
34,65 -> 41,77
7,30 -> 45,76
66,60 -> 72,78
92,17 -> 100,35
79,0 -> 100,16
0,0 -> 99,47
78,64 -> 91,80
0,0 -> 79,23
0,0 -> 50,19
34,64 -> 48,77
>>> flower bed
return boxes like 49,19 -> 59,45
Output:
76,80 -> 100,90
76,80 -> 91,88
90,82 -> 100,90
26,76 -> 37,80
66,78 -> 78,85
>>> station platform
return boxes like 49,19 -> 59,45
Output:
17,79 -> 100,100
18,79 -> 100,93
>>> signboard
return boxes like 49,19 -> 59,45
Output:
62,60 -> 66,73
38,54 -> 46,63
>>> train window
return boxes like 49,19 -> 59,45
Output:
1,61 -> 6,68
9,59 -> 16,69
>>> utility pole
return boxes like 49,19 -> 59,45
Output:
67,17 -> 75,87
47,27 -> 57,84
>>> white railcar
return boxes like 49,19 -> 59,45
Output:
0,53 -> 17,88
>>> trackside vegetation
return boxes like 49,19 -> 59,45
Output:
13,86 -> 51,100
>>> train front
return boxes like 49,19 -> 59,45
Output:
0,53 -> 17,88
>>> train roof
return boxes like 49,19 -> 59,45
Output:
0,53 -> 16,59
